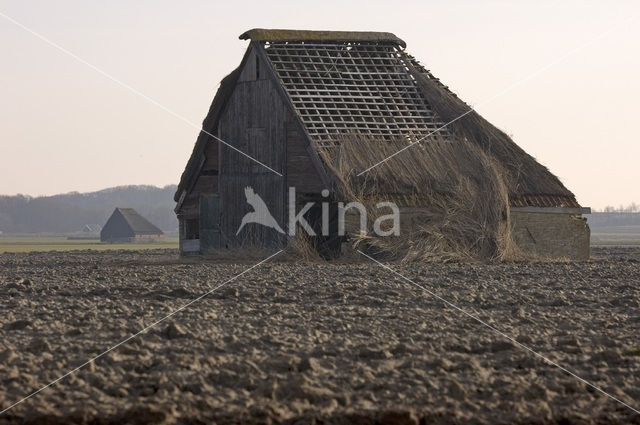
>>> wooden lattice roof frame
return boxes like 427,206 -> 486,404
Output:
262,41 -> 451,148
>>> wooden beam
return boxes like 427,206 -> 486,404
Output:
510,207 -> 591,215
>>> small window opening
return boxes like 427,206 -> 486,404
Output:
255,57 -> 260,80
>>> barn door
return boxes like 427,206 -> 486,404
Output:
199,193 -> 221,254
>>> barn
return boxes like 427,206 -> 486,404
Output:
100,208 -> 163,243
174,29 -> 590,260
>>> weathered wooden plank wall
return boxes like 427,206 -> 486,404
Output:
285,107 -> 325,194
178,44 -> 328,253
177,138 -> 219,219
218,47 -> 287,248
199,193 -> 221,253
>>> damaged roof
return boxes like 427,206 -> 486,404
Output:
262,40 -> 451,147
175,29 -> 579,209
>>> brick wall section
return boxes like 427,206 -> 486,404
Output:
510,211 -> 590,260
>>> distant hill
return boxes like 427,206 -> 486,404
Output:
1,187 -> 637,237
0,185 -> 177,234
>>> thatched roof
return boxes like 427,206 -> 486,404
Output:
405,57 -> 577,206
175,29 -> 580,208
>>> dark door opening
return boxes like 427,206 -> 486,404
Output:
303,199 -> 343,259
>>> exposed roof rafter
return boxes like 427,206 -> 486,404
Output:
263,41 -> 450,148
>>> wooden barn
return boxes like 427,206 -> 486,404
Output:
175,29 -> 590,260
101,208 -> 163,243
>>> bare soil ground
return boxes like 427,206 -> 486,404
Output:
0,248 -> 639,425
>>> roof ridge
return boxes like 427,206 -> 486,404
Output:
113,207 -> 163,235
239,28 -> 406,48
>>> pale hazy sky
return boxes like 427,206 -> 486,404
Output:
1,0 -> 638,209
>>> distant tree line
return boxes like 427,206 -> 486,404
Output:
588,203 -> 640,227
0,185 -> 178,234
598,203 -> 640,213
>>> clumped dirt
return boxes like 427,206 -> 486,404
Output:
0,248 -> 639,425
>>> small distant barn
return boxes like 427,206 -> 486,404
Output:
100,208 -> 163,243
175,29 -> 590,260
